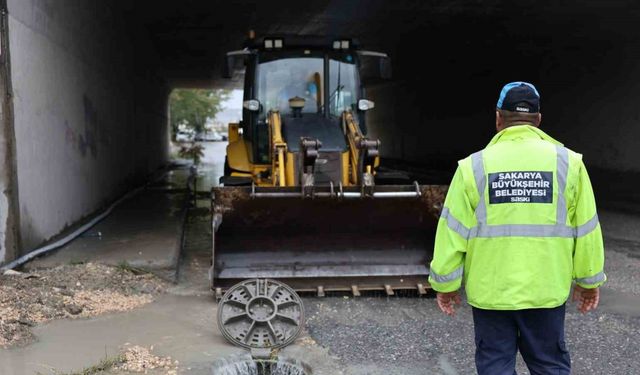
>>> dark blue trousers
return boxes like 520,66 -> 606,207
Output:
472,304 -> 571,375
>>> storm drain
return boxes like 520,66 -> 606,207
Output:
213,279 -> 311,375
211,353 -> 311,375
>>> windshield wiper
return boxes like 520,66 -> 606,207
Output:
329,84 -> 344,102
329,61 -> 342,114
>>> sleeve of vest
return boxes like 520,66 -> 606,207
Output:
572,160 -> 606,289
428,166 -> 473,292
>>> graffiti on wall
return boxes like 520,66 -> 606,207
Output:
64,95 -> 99,158
80,95 -> 98,158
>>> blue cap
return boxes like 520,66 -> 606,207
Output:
496,82 -> 540,113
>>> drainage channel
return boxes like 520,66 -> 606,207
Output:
211,354 -> 311,375
212,279 -> 312,375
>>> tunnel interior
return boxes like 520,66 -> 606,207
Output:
1,0 -> 639,261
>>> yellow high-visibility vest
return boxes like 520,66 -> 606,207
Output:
429,125 -> 605,310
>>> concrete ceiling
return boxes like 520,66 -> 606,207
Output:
121,0 -> 640,88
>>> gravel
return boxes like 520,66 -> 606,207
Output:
0,263 -> 166,348
305,295 -> 640,374
602,238 -> 640,296
304,241 -> 640,375
117,345 -> 178,374
305,295 -> 477,375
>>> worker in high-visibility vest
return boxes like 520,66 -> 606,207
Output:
429,82 -> 605,375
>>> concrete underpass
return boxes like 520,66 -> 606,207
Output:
0,1 -> 639,374
2,0 -> 640,262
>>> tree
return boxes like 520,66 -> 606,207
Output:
169,89 -> 230,138
178,143 -> 205,166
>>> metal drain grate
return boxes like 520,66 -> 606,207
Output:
217,279 -> 304,350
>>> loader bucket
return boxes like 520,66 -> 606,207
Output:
210,184 -> 447,296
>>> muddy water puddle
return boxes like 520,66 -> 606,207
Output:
0,294 -> 242,374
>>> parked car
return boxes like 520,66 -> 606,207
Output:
176,131 -> 194,142
196,131 -> 223,142
208,131 -> 224,141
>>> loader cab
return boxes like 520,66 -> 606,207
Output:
224,36 -> 391,166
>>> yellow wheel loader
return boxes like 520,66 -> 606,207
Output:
211,35 -> 446,298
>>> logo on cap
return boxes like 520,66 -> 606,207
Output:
497,82 -> 540,113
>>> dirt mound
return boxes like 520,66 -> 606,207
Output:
0,263 -> 166,348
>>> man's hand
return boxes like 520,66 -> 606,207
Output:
572,285 -> 600,313
436,291 -> 461,316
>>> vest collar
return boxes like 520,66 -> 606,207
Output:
487,125 -> 563,147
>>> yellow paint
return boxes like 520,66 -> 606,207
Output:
344,112 -> 361,184
268,111 -> 288,186
286,152 -> 295,185
341,152 -> 350,185
228,123 -> 240,143
226,139 -> 252,172
277,148 -> 285,186
226,110 -> 379,188
230,171 -> 252,178
269,111 -> 286,146
342,111 -> 381,184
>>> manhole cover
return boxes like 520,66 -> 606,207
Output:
217,279 -> 304,350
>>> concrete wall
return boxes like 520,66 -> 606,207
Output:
366,23 -> 640,199
0,56 -> 15,264
0,0 -> 19,265
6,0 -> 168,253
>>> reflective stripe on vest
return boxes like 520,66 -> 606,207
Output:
440,146 -> 600,239
429,265 -> 464,283
440,207 -> 598,239
575,271 -> 606,285
471,151 -> 487,225
556,145 -> 569,226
